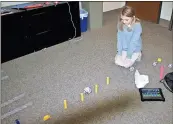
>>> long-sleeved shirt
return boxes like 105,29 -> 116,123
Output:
117,22 -> 142,59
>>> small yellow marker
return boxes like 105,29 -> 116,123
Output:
43,115 -> 51,121
95,84 -> 98,93
64,100 -> 67,109
157,58 -> 162,62
106,77 -> 110,85
80,93 -> 84,102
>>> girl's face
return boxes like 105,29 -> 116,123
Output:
121,15 -> 133,26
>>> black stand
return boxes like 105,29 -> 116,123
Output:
1,2 -> 81,63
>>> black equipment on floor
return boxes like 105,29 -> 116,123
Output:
160,72 -> 173,93
139,88 -> 165,102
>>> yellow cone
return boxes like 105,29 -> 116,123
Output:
80,93 -> 84,102
43,115 -> 51,121
106,77 -> 110,85
95,84 -> 98,93
64,100 -> 67,109
157,58 -> 162,62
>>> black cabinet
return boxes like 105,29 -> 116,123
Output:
1,2 -> 81,63
2,12 -> 35,63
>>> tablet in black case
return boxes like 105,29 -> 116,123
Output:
139,88 -> 165,102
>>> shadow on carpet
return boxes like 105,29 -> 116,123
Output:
46,91 -> 141,124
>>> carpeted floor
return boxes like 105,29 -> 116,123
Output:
1,9 -> 173,124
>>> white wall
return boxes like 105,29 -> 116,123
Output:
160,2 -> 173,20
79,1 -> 82,10
103,2 -> 125,12
1,2 -> 30,7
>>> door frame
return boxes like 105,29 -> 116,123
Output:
168,9 -> 173,31
125,2 -> 162,24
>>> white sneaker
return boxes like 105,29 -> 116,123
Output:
136,52 -> 142,62
115,55 -> 124,67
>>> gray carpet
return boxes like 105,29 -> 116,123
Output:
1,9 -> 173,124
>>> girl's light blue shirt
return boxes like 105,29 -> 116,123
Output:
117,22 -> 142,59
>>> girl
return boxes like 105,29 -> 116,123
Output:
115,6 -> 142,68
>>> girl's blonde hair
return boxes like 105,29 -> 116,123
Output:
118,6 -> 140,31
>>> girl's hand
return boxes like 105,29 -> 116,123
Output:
127,53 -> 132,59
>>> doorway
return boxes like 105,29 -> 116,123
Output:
126,2 -> 162,23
